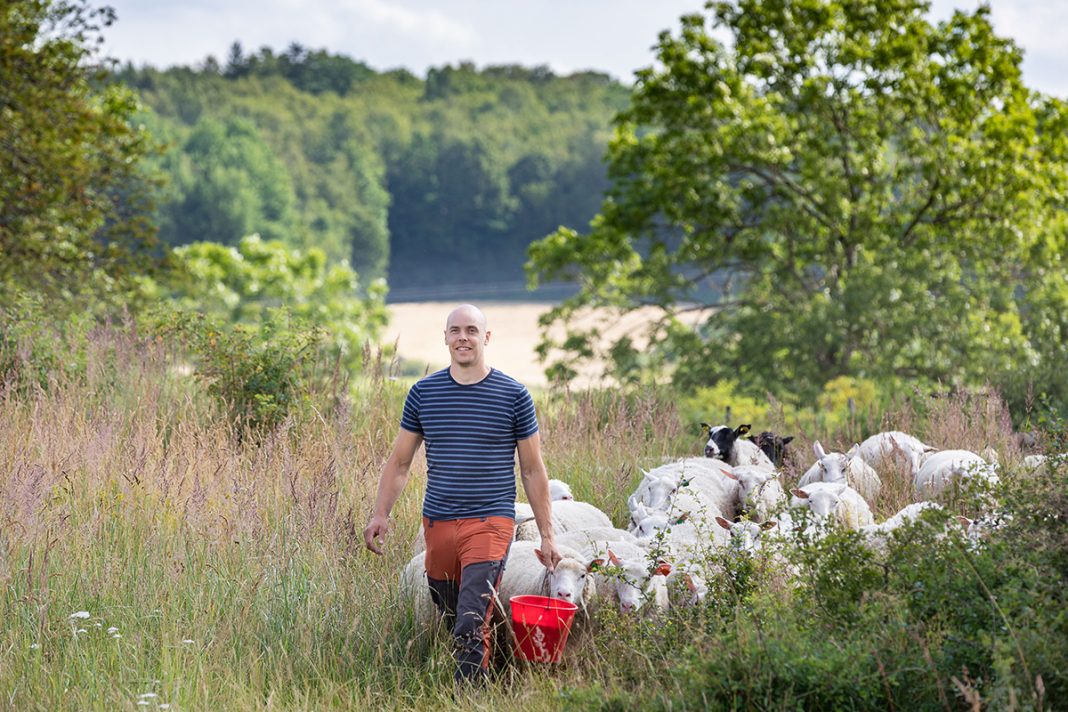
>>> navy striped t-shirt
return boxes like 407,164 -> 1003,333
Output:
401,368 -> 538,520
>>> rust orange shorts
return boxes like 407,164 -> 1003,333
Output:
422,516 -> 515,582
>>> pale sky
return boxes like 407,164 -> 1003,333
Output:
100,1 -> 1067,97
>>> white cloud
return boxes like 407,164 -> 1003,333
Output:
340,0 -> 477,48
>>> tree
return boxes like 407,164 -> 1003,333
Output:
527,0 -> 1068,409
1,0 -> 159,304
153,235 -> 388,373
157,117 -> 298,248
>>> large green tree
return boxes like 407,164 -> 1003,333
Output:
528,0 -> 1068,408
1,0 -> 157,303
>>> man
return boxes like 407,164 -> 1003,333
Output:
363,304 -> 560,684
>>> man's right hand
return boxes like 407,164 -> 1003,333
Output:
363,514 -> 390,555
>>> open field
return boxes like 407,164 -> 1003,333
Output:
1,326 -> 1065,710
385,302 -> 713,388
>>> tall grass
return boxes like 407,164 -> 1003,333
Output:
1,323 -> 1064,710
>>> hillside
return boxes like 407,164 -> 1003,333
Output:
116,47 -> 630,296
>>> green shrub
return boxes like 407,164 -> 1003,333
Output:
0,292 -> 96,390
152,308 -> 321,434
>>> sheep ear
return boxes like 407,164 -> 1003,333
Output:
654,561 -> 672,576
761,520 -> 778,530
791,488 -> 809,499
607,549 -> 621,566
627,492 -> 640,512
715,516 -> 732,531
846,443 -> 860,458
956,515 -> 973,528
683,574 -> 697,593
588,558 -> 605,573
782,436 -> 794,445
721,468 -> 738,480
699,422 -> 711,432
736,424 -> 751,436
813,440 -> 826,458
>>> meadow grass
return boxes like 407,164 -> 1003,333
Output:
1,326 -> 1064,710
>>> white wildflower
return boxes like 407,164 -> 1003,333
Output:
137,702 -> 149,707
160,705 -> 171,710
112,633 -> 122,639
107,627 -> 119,634
69,611 -> 90,619
182,639 -> 195,644
30,643 -> 40,650
138,693 -> 158,699
76,628 -> 87,634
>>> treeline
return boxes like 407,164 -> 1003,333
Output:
116,44 -> 630,298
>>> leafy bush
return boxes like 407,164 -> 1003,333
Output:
143,235 -> 387,376
0,292 -> 104,391
151,308 -> 321,434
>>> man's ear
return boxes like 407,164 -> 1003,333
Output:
484,329 -> 491,344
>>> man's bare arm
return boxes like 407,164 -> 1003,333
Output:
517,432 -> 561,571
363,428 -> 423,555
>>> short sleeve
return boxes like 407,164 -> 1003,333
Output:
400,383 -> 423,434
512,386 -> 538,440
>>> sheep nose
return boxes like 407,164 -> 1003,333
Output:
704,446 -> 715,457
620,602 -> 635,613
558,591 -> 572,600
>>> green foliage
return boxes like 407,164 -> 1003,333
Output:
678,379 -> 769,430
152,309 -> 320,434
156,117 -> 298,247
0,0 -> 161,308
147,235 -> 388,375
118,54 -> 627,294
0,291 -> 95,390
527,0 -> 1068,416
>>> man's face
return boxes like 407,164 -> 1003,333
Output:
445,309 -> 489,367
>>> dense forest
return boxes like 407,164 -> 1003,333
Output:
116,44 -> 630,300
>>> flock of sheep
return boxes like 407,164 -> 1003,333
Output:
399,423 -> 1054,641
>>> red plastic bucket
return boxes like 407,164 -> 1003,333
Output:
510,594 -> 578,663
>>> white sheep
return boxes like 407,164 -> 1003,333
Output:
398,552 -> 439,629
559,538 -> 661,614
515,499 -> 614,541
496,541 -> 598,616
627,457 -> 740,522
859,502 -> 944,551
914,449 -> 999,498
856,431 -> 934,477
631,499 -> 731,560
728,465 -> 787,521
798,441 -> 882,504
1023,454 -> 1048,475
659,561 -> 709,609
555,527 -> 639,547
789,482 -> 875,530
714,516 -> 779,554
548,478 -> 574,501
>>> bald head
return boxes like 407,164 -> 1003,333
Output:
445,304 -> 488,333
